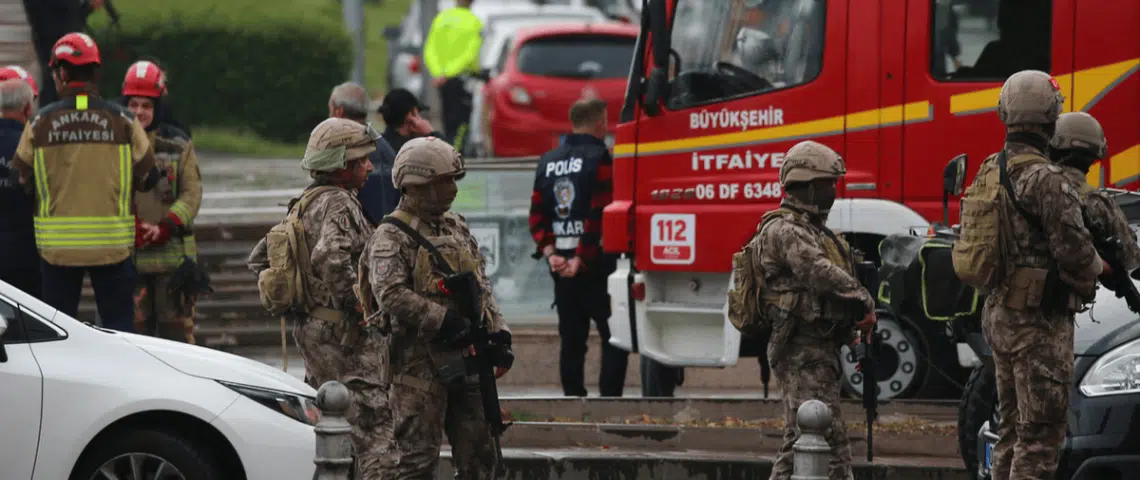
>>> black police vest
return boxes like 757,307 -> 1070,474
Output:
534,135 -> 605,256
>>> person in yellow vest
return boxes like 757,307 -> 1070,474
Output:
11,32 -> 157,332
423,0 -> 482,150
122,60 -> 203,344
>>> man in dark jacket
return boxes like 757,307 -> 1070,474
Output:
0,79 -> 41,297
378,88 -> 442,155
22,0 -> 101,106
528,97 -> 628,397
329,82 -> 399,225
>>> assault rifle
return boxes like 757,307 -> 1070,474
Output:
853,260 -> 881,462
380,215 -> 512,458
1083,211 -> 1140,314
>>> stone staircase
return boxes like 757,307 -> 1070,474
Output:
0,1 -> 37,78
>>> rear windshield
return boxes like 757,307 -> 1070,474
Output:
515,34 -> 635,79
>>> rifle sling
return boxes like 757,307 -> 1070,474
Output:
381,215 -> 458,276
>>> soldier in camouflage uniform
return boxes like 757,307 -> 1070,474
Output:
356,136 -> 513,479
246,117 -> 378,392
1050,112 -> 1140,271
984,71 -> 1107,480
757,140 -> 876,480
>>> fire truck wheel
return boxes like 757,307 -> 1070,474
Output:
640,357 -> 681,397
839,312 -> 924,400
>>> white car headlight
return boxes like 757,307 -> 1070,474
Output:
1080,337 -> 1140,397
219,381 -> 321,425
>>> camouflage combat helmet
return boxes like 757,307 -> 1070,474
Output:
300,118 -> 377,172
1050,112 -> 1108,158
997,70 -> 1065,126
392,136 -> 466,189
779,140 -> 846,186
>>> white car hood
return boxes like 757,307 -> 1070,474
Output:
124,334 -> 316,397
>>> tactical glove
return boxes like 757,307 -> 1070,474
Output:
436,310 -> 473,349
487,330 -> 515,370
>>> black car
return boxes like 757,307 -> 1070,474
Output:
958,189 -> 1140,480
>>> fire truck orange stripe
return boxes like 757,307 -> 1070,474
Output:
949,58 -> 1140,116
614,58 -> 1139,167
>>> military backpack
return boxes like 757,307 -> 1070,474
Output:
257,186 -> 337,316
726,209 -> 796,336
951,151 -> 1048,293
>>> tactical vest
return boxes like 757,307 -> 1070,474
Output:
135,133 -> 198,273
31,94 -> 139,267
534,151 -> 599,255
764,212 -> 858,345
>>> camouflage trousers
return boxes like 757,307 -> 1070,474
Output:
982,299 -> 1074,480
134,274 -> 196,344
769,342 -> 852,480
356,355 -> 499,479
295,316 -> 392,473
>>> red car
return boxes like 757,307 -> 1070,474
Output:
482,22 -> 639,158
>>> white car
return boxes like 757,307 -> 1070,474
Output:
0,281 -> 318,480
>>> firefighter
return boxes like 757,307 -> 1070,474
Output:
529,97 -> 629,397
122,60 -> 204,344
11,32 -> 158,331
423,0 -> 482,150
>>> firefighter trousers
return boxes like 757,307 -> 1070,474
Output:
552,272 -> 629,397
40,258 -> 136,332
134,273 -> 197,344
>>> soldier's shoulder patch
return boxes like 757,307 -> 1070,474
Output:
371,237 -> 401,258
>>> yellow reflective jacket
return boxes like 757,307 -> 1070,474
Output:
424,6 -> 484,78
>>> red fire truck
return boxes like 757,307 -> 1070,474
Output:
602,0 -> 1140,398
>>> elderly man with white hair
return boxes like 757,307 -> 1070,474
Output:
328,82 -> 399,225
0,78 -> 41,298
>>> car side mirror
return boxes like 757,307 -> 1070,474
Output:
944,154 -> 967,197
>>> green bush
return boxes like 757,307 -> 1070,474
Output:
89,1 -> 352,143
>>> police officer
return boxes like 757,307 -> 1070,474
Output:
984,71 -> 1106,480
423,0 -> 482,149
11,32 -> 157,331
327,81 -> 399,225
0,79 -> 40,298
529,97 -> 629,397
356,137 -> 512,478
1050,112 -> 1140,271
122,60 -> 203,344
757,140 -> 876,480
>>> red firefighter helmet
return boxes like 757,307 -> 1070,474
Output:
122,61 -> 167,98
49,32 -> 101,68
0,65 -> 38,97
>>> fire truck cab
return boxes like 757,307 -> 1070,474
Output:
604,0 -> 1139,398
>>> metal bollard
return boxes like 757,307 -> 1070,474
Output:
791,399 -> 832,480
313,381 -> 354,480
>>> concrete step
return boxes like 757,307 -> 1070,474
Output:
434,447 -> 969,479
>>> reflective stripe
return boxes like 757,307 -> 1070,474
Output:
171,158 -> 179,197
32,148 -> 50,216
76,94 -> 87,110
168,200 -> 192,225
33,138 -> 134,252
555,236 -> 580,250
34,216 -> 135,248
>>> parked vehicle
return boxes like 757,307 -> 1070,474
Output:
482,22 -> 638,157
602,0 -> 1139,398
959,189 -> 1140,480
0,281 -> 318,479
468,10 -> 612,155
383,0 -> 623,100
